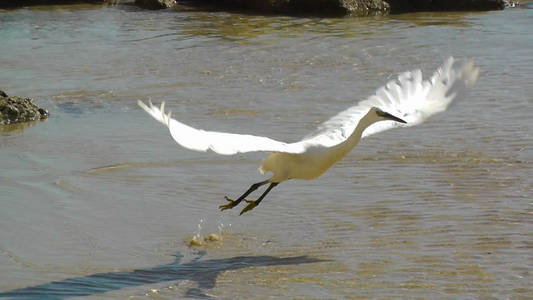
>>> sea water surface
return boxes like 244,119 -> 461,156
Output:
0,2 -> 532,298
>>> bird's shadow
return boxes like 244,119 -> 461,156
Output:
0,251 -> 326,299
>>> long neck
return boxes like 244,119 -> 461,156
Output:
336,112 -> 379,153
309,112 -> 380,179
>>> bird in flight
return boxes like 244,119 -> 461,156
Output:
138,57 -> 479,215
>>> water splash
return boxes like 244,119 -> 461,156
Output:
188,219 -> 205,246
187,218 -> 230,247
194,218 -> 204,241
217,214 -> 231,236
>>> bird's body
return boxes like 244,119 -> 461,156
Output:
139,57 -> 479,215
260,109 -> 379,182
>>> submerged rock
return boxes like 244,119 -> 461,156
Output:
0,90 -> 49,125
386,0 -> 517,13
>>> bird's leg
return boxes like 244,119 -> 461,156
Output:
240,182 -> 279,215
219,180 -> 270,211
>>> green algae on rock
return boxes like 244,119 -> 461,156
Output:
0,90 -> 49,125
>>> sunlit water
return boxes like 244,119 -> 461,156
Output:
1,2 -> 532,298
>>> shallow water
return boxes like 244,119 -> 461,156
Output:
1,2 -> 532,298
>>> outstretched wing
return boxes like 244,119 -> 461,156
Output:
138,100 -> 306,155
302,57 -> 479,147
139,57 -> 478,155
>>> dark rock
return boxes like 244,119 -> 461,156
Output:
0,90 -> 49,125
182,0 -> 390,16
0,0 -> 108,8
0,0 -> 518,13
135,0 -> 176,9
385,0 -> 515,12
291,0 -> 390,16
178,0 -> 516,16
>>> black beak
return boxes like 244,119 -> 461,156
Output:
379,110 -> 407,124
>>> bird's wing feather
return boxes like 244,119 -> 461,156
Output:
302,57 -> 479,147
139,57 -> 478,155
138,100 -> 306,155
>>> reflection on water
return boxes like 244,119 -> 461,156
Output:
388,11 -> 477,27
1,2 -> 532,299
0,120 -> 41,134
178,11 -> 475,42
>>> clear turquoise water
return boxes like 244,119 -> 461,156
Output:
1,2 -> 532,298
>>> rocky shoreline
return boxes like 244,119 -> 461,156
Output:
0,0 -> 519,16
0,90 -> 49,125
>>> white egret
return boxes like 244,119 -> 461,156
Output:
138,57 -> 479,215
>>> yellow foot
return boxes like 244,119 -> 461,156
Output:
219,196 -> 238,211
240,200 -> 258,215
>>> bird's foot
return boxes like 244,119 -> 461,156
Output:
219,196 -> 239,211
239,200 -> 258,215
